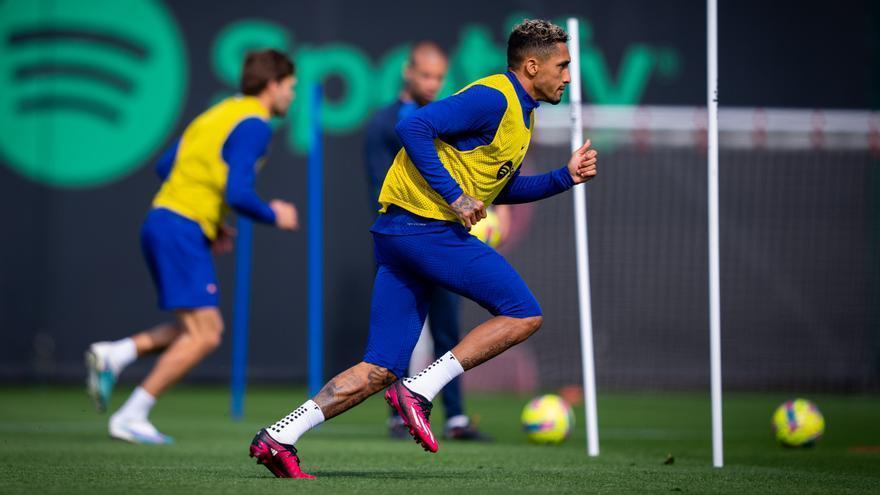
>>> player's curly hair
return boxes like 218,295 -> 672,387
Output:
507,19 -> 569,68
240,49 -> 295,96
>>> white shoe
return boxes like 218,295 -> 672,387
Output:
109,415 -> 174,445
85,342 -> 117,413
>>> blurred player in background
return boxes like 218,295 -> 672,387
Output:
251,19 -> 596,478
85,49 -> 299,444
364,41 -> 490,442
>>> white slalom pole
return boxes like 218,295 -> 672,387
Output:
567,17 -> 599,458
707,0 -> 724,468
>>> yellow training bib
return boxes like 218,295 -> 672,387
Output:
152,96 -> 270,240
378,74 -> 533,222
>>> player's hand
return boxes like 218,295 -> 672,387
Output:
270,199 -> 299,231
450,193 -> 486,230
568,139 -> 598,184
211,223 -> 237,255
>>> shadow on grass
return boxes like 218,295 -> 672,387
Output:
296,470 -> 470,480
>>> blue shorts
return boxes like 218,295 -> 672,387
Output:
363,224 -> 541,378
141,208 -> 219,311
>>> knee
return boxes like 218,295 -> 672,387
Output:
365,364 -> 397,391
210,315 -> 225,347
525,315 -> 543,335
202,322 -> 223,351
512,315 -> 543,343
193,312 -> 224,351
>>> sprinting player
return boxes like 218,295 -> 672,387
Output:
250,19 -> 597,478
85,49 -> 299,444
364,40 -> 490,442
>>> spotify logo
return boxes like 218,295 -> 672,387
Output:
0,0 -> 187,188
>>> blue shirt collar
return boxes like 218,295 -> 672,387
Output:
505,71 -> 539,114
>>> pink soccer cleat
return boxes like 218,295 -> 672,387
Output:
249,429 -> 315,479
384,381 -> 438,453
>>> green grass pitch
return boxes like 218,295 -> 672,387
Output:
1,386 -> 878,494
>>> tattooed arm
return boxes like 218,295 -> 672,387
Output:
449,193 -> 487,229
395,85 -> 507,214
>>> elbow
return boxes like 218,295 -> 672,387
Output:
225,189 -> 245,210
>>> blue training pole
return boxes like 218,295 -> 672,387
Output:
230,216 -> 254,420
307,83 -> 324,397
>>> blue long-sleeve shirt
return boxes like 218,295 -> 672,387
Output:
364,100 -> 419,209
155,118 -> 276,225
372,71 -> 574,234
154,139 -> 178,181
494,165 -> 574,204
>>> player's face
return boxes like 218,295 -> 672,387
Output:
533,43 -> 571,104
269,76 -> 296,118
405,56 -> 448,106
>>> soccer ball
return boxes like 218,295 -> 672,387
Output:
470,207 -> 503,247
772,399 -> 825,447
521,394 -> 573,444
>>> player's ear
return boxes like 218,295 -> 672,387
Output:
525,57 -> 539,77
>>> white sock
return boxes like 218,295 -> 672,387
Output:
403,351 -> 464,401
267,400 -> 325,445
107,338 -> 137,375
114,386 -> 155,421
446,414 -> 470,429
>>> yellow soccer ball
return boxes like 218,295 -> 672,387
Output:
470,207 -> 503,248
772,399 -> 825,447
521,394 -> 574,444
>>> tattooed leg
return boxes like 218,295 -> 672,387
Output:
452,315 -> 543,371
312,362 -> 397,420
